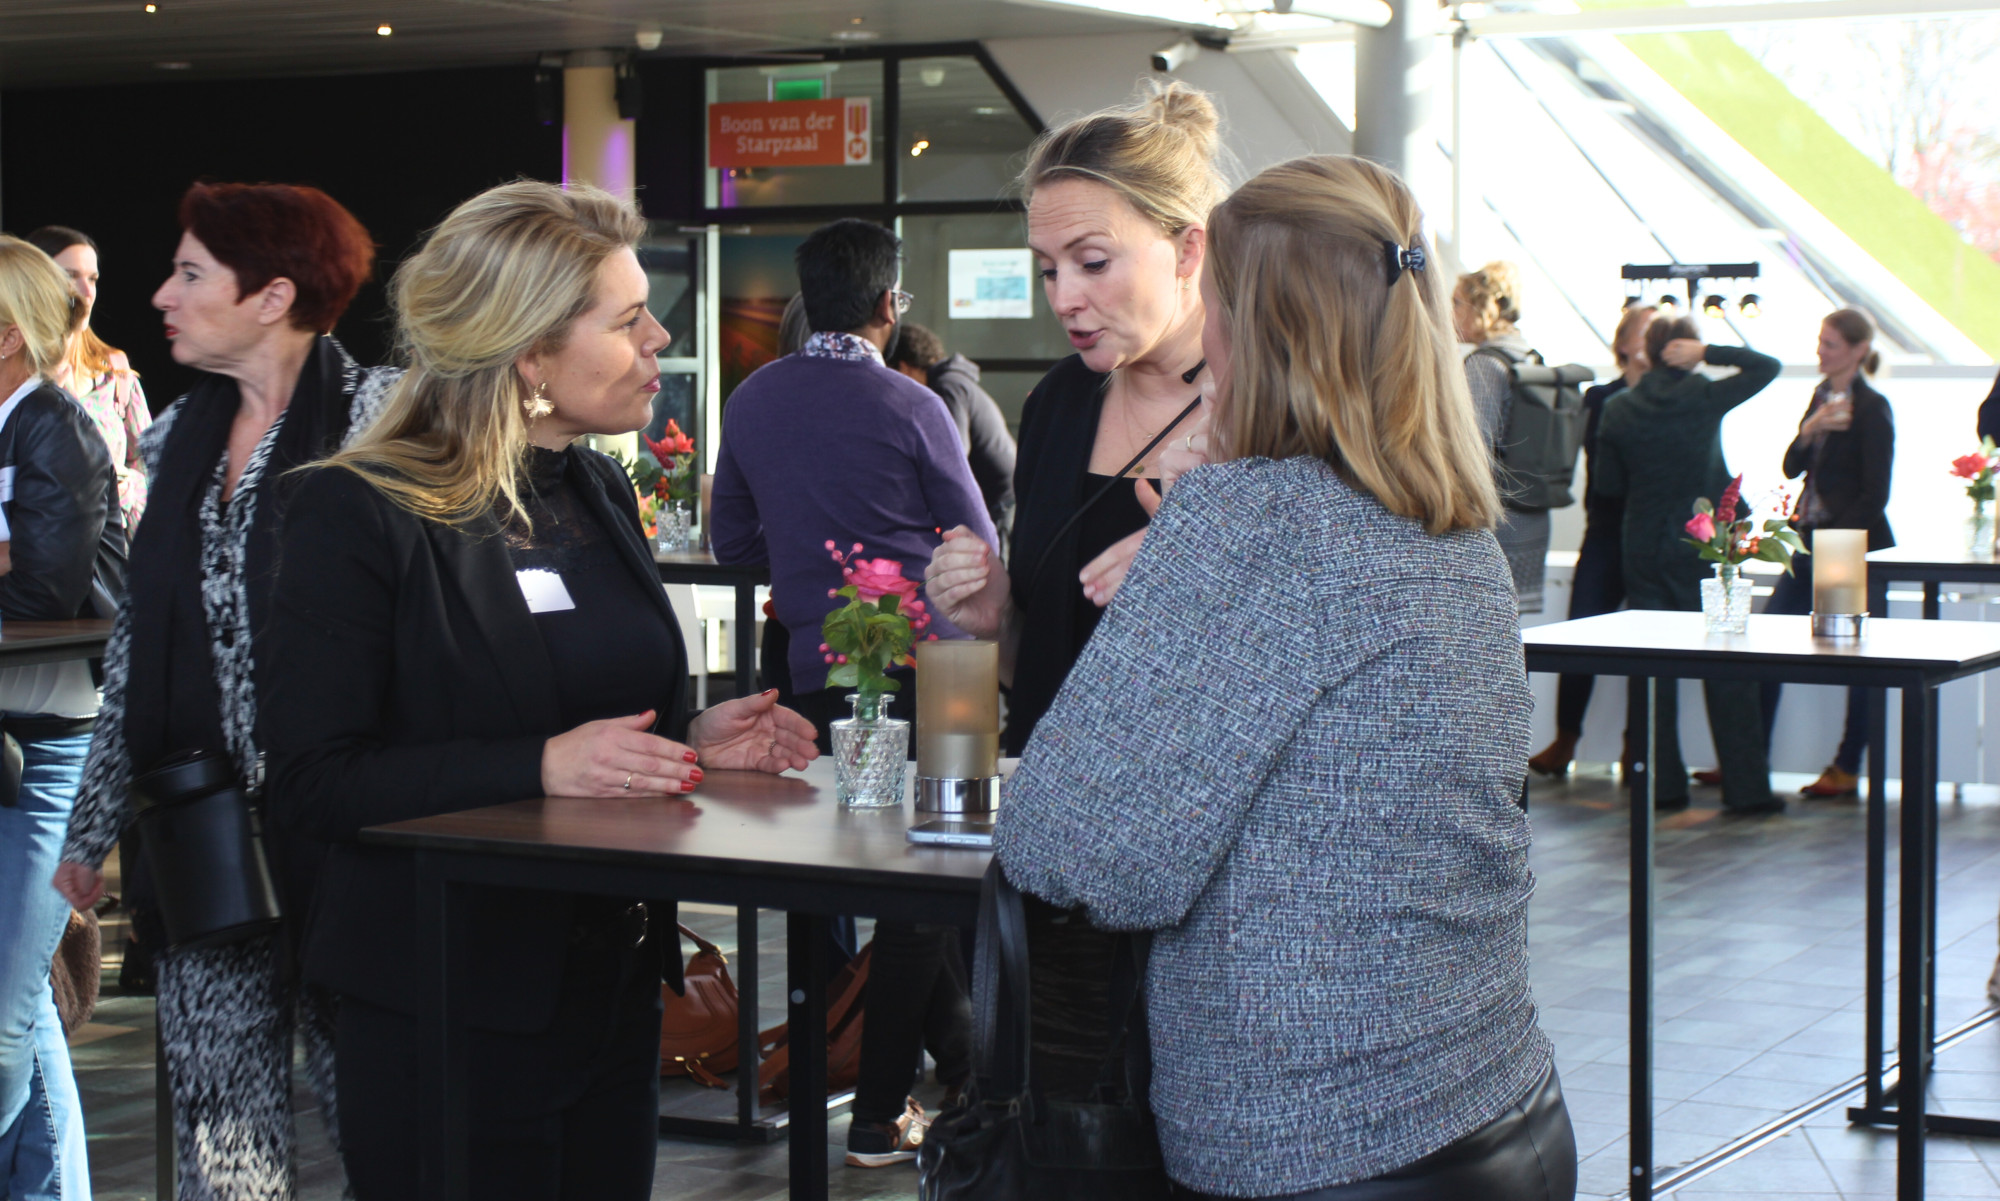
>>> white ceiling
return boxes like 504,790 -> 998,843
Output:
0,0 -> 1161,89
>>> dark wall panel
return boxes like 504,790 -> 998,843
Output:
2,66 -> 561,403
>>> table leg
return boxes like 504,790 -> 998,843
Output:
788,911 -> 830,1200
1896,684 -> 1934,1201
737,905 -> 759,1129
735,580 -> 758,701
1630,676 -> 1656,1198
1923,582 -> 1940,621
1864,687 -> 1888,1110
417,854 -> 472,1201
156,1029 -> 175,1200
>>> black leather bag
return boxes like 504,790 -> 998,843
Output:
131,749 -> 283,950
917,861 -> 1171,1200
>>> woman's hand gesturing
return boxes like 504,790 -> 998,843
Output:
688,688 -> 819,774
924,526 -> 1010,639
541,710 -> 702,796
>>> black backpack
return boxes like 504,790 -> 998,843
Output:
1473,345 -> 1594,512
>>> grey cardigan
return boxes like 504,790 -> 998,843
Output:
997,456 -> 1550,1196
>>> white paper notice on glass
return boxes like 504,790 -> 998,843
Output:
947,249 -> 1033,320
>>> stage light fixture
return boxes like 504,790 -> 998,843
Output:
1739,294 -> 1762,318
1702,294 -> 1726,318
376,24 -> 392,36
1657,294 -> 1680,310
1622,295 -> 1643,309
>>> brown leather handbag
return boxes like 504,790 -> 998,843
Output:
756,940 -> 872,1103
50,908 -> 102,1035
660,924 -> 740,1087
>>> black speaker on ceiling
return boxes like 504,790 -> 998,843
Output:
616,55 -> 644,121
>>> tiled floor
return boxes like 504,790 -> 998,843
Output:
67,766 -> 2000,1200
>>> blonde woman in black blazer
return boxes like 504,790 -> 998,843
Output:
260,181 -> 817,1201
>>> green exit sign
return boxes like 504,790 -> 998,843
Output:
772,78 -> 825,101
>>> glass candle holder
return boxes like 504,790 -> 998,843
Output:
915,639 -> 1000,814
1810,528 -> 1867,639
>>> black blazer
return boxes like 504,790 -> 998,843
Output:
1782,375 -> 1895,551
1978,369 -> 2000,444
0,381 -> 123,622
261,447 -> 687,1032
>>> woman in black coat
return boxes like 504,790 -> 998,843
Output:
1761,309 -> 1894,799
259,181 -> 816,1201
55,184 -> 387,1201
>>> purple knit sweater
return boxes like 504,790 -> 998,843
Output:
711,351 -> 998,693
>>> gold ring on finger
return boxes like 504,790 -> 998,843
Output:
624,772 -> 634,791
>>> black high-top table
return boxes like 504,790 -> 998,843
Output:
1523,610 -> 2000,1201
365,762 -> 988,1201
1868,542 -> 2000,621
654,550 -> 769,701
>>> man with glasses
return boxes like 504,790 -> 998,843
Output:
712,217 -> 994,1171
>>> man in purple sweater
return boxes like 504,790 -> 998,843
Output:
711,221 -> 993,1168
713,219 -> 996,740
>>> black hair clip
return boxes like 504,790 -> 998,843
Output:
1384,241 -> 1427,285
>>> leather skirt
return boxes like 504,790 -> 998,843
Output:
1171,1062 -> 1577,1201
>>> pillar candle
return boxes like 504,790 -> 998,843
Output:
1811,529 -> 1867,616
916,640 -> 1000,780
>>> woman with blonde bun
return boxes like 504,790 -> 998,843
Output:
1000,154 -> 1575,1200
259,181 -> 817,1200
1455,261 -> 1553,613
923,78 -> 1225,1102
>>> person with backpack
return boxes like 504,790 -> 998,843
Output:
0,233 -> 123,1201
1455,262 -> 1590,613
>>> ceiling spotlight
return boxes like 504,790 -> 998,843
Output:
850,14 -> 864,22
831,27 -> 878,41
376,23 -> 392,35
920,66 -> 946,87
144,3 -> 157,11
1701,294 -> 1726,318
635,25 -> 663,51
972,105 -> 1001,116
1657,294 -> 1680,310
1622,295 -> 1642,309
1739,293 -> 1762,318
909,138 -> 931,157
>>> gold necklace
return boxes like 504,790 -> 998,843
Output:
1115,379 -> 1169,477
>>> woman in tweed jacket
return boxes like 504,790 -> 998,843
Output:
998,156 -> 1575,1200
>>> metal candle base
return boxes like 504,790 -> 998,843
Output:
1812,612 -> 1866,640
916,775 -> 1000,815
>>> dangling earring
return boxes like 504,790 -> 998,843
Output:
524,381 -> 553,421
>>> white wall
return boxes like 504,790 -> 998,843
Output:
981,33 -> 1352,184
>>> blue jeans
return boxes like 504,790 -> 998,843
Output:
0,726 -> 93,1200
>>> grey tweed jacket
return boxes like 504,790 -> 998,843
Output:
997,455 -> 1550,1197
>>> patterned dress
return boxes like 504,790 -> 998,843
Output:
62,344 -> 397,1201
60,351 -> 152,532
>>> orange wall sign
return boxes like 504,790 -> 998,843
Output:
708,97 -> 873,168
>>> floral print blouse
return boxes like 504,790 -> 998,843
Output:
61,351 -> 151,532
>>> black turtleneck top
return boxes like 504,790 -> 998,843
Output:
504,445 -> 682,729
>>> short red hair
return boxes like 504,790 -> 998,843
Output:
178,182 -> 375,333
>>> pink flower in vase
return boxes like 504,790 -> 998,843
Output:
843,557 -> 920,603
1685,512 -> 1716,542
1715,475 -> 1743,525
1951,452 -> 1992,480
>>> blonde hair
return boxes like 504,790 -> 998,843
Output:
1205,155 -> 1499,534
324,181 -> 646,528
1019,79 -> 1227,237
1455,261 -> 1523,339
0,237 -> 80,377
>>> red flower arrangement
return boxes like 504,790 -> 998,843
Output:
1683,474 -> 1803,572
1951,437 -> 1998,503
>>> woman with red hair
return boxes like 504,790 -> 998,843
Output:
55,182 -> 393,1200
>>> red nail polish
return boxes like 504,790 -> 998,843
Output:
688,769 -> 704,782
682,779 -> 697,792
683,750 -> 698,763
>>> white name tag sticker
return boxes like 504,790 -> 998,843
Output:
0,466 -> 14,503
516,569 -> 576,614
